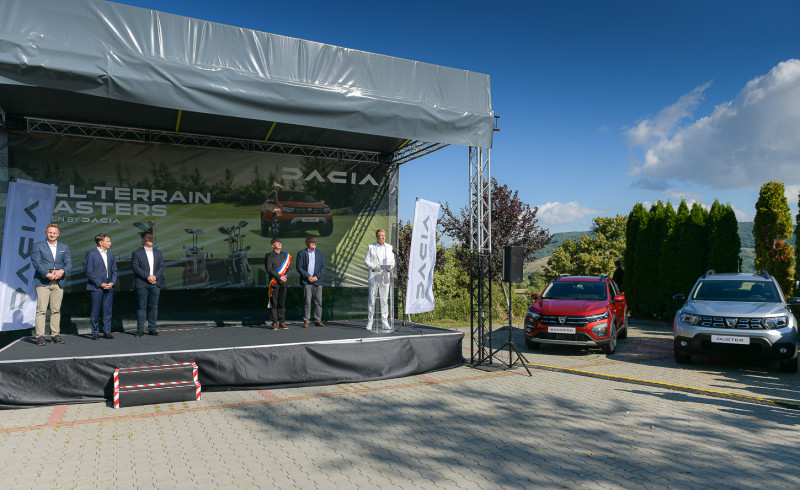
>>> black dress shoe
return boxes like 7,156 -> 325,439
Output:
136,330 -> 144,338
147,330 -> 160,336
103,333 -> 114,339
36,336 -> 45,346
91,334 -> 99,341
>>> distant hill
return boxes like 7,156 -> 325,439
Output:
527,222 -> 761,274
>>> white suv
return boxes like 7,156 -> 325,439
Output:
673,271 -> 799,372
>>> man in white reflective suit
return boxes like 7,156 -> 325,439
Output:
364,229 -> 395,330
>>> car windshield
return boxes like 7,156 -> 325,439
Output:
278,191 -> 318,202
691,280 -> 780,302
542,281 -> 607,300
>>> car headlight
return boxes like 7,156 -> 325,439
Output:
585,311 -> 609,323
525,310 -> 540,323
591,324 -> 608,337
323,207 -> 331,213
763,316 -> 789,329
679,312 -> 701,325
283,206 -> 296,212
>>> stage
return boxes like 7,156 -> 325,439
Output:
0,321 -> 464,409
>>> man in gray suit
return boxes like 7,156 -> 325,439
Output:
30,223 -> 72,346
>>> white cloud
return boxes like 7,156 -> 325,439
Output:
627,81 -> 711,149
537,201 -> 600,227
784,184 -> 800,206
628,59 -> 800,188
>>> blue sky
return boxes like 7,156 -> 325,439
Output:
115,0 -> 800,233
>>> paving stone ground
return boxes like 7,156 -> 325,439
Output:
2,322 -> 799,489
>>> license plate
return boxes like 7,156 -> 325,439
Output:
548,326 -> 575,334
302,217 -> 318,222
711,335 -> 750,345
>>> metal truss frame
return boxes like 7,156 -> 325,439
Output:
24,117 -> 396,164
392,141 -> 449,165
469,145 -> 493,365
24,117 -> 448,166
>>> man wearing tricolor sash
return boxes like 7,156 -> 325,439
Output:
265,237 -> 292,329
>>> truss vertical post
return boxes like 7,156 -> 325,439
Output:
469,146 -> 492,364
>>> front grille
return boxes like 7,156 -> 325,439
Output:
538,314 -> 604,327
699,316 -> 766,329
534,332 -> 594,342
290,207 -> 328,214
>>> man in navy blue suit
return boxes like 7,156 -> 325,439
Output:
131,231 -> 165,337
85,233 -> 117,340
296,236 -> 326,327
30,223 -> 72,346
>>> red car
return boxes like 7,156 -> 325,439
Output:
260,190 -> 333,237
524,274 -> 627,354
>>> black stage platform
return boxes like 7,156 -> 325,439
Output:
0,321 -> 464,409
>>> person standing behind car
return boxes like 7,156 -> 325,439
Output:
612,259 -> 624,291
131,231 -> 165,337
30,223 -> 72,346
296,236 -> 326,328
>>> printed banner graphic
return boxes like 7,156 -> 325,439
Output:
0,179 -> 58,331
2,134 -> 398,291
405,198 -> 440,314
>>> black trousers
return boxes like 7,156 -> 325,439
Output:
270,284 -> 288,323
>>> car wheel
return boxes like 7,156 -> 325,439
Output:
260,214 -> 268,235
674,346 -> 691,364
525,337 -> 541,350
601,323 -> 617,355
319,221 -> 333,237
779,356 -> 798,373
271,216 -> 281,237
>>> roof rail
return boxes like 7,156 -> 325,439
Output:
599,274 -> 609,282
556,273 -> 570,280
761,270 -> 771,280
703,270 -> 716,278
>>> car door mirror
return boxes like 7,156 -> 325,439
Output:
612,294 -> 625,303
789,297 -> 800,305
673,294 -> 685,302
530,293 -> 538,300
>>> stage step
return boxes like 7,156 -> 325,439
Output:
114,362 -> 201,408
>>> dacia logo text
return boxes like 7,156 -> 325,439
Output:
282,167 -> 379,186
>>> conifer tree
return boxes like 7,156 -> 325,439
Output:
707,200 -> 741,273
624,203 -> 647,316
754,181 -> 795,295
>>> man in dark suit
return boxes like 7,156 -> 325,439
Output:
131,231 -> 165,337
85,233 -> 117,340
296,236 -> 326,327
30,223 -> 72,346
265,237 -> 291,330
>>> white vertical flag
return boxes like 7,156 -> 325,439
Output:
405,198 -> 441,314
0,179 -> 57,331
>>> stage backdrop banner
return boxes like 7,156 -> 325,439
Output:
405,198 -> 440,314
0,179 -> 57,331
4,134 -> 397,291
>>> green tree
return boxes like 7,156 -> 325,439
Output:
440,178 -> 553,309
545,214 -> 627,278
655,202 -> 678,318
707,200 -> 741,273
624,203 -> 647,313
754,181 -> 795,295
673,202 -> 709,306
